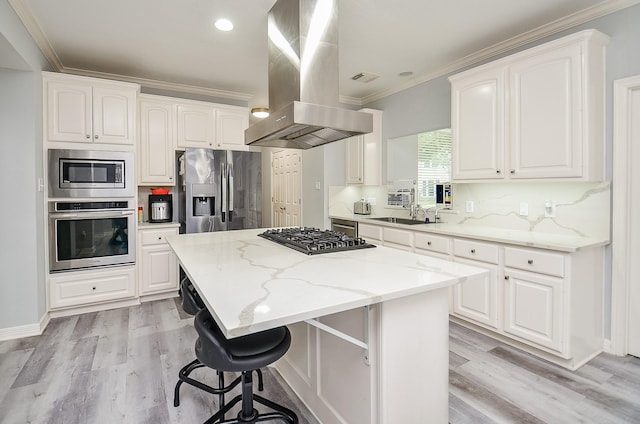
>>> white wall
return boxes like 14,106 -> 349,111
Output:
0,0 -> 51,331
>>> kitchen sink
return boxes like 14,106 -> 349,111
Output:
366,217 -> 426,225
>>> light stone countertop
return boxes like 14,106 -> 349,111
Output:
332,214 -> 610,252
165,228 -> 489,338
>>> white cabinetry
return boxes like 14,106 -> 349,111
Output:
176,100 -> 250,150
138,96 -> 176,185
138,226 -> 179,296
215,107 -> 250,150
44,72 -> 138,146
177,102 -> 215,148
353,220 -> 604,369
49,266 -> 136,309
346,109 -> 382,185
452,239 -> 500,330
450,30 -> 608,182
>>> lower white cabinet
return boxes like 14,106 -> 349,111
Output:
49,266 -> 136,309
351,220 -> 604,369
138,226 -> 179,296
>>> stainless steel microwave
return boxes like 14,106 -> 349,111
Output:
48,149 -> 135,198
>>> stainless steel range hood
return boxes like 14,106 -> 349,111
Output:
245,0 -> 373,149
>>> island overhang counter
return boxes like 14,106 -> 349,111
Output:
166,228 -> 489,423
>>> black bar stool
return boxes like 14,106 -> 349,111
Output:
174,278 -> 264,417
194,308 -> 298,423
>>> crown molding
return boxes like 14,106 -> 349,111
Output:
61,68 -> 253,102
362,0 -> 640,104
8,0 -> 63,70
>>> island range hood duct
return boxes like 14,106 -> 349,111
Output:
245,0 -> 373,149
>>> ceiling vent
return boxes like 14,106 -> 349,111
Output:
351,72 -> 380,83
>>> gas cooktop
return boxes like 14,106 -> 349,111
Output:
259,227 -> 376,255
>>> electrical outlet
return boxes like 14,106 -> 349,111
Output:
519,202 -> 529,216
544,201 -> 556,218
465,200 -> 474,213
315,181 -> 321,190
368,197 -> 377,206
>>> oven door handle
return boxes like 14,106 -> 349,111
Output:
50,210 -> 135,219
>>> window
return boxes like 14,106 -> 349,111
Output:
417,129 -> 452,205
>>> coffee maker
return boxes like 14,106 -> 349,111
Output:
149,194 -> 173,223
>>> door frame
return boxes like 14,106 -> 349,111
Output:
610,74 -> 640,355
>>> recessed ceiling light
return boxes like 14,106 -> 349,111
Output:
214,18 -> 234,31
251,108 -> 270,118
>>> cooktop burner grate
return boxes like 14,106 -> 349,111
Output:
259,227 -> 376,255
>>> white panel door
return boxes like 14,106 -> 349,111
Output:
509,43 -> 582,178
47,81 -> 92,143
272,150 -> 301,227
451,64 -> 505,180
92,86 -> 135,144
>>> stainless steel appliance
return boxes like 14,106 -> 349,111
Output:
353,199 -> 371,215
245,0 -> 373,149
48,149 -> 135,198
259,227 -> 375,255
48,200 -> 136,272
330,218 -> 357,238
177,148 -> 262,233
149,194 -> 172,223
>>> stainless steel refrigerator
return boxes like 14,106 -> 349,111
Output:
177,148 -> 262,234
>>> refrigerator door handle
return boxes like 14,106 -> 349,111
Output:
228,165 -> 234,221
221,165 -> 227,222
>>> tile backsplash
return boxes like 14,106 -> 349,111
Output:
329,181 -> 610,240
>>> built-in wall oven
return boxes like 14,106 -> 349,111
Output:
48,200 -> 136,272
48,149 -> 135,198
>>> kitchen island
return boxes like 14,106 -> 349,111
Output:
166,228 -> 489,423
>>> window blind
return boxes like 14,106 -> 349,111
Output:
417,129 -> 452,205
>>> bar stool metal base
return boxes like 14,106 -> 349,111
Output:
203,371 -> 298,424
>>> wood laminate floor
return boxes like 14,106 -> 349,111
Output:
0,298 -> 638,423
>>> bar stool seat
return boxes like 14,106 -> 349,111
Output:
195,308 -> 298,424
174,278 -> 263,414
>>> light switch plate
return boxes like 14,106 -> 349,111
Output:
519,202 -> 529,216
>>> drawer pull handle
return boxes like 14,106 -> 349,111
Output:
496,169 -> 501,174
158,237 -> 163,240
92,286 -> 96,290
504,276 -> 510,280
527,259 -> 534,265
510,170 -> 515,174
427,241 -> 432,246
470,249 -> 476,254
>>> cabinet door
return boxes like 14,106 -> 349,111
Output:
139,100 -> 175,184
139,244 -> 178,294
46,81 -> 93,143
177,104 -> 215,148
509,43 -> 582,178
452,257 -> 500,329
345,135 -> 364,184
451,65 -> 505,180
92,86 -> 136,144
216,108 -> 249,150
362,109 -> 383,185
503,269 -> 564,352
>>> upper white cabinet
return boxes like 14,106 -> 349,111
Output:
138,95 -> 176,185
44,72 -> 138,146
450,30 -> 608,182
215,107 -> 250,150
177,103 -> 215,148
176,100 -> 250,150
346,108 -> 383,185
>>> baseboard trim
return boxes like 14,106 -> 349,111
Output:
0,311 -> 51,342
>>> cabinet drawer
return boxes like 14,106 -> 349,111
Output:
414,233 -> 450,255
358,224 -> 382,242
453,239 -> 499,264
504,247 -> 565,277
50,267 -> 136,309
140,228 -> 178,246
383,227 -> 412,247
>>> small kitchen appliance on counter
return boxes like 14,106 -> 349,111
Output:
353,198 -> 371,215
149,194 -> 173,223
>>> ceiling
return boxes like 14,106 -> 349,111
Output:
8,0 -> 637,110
